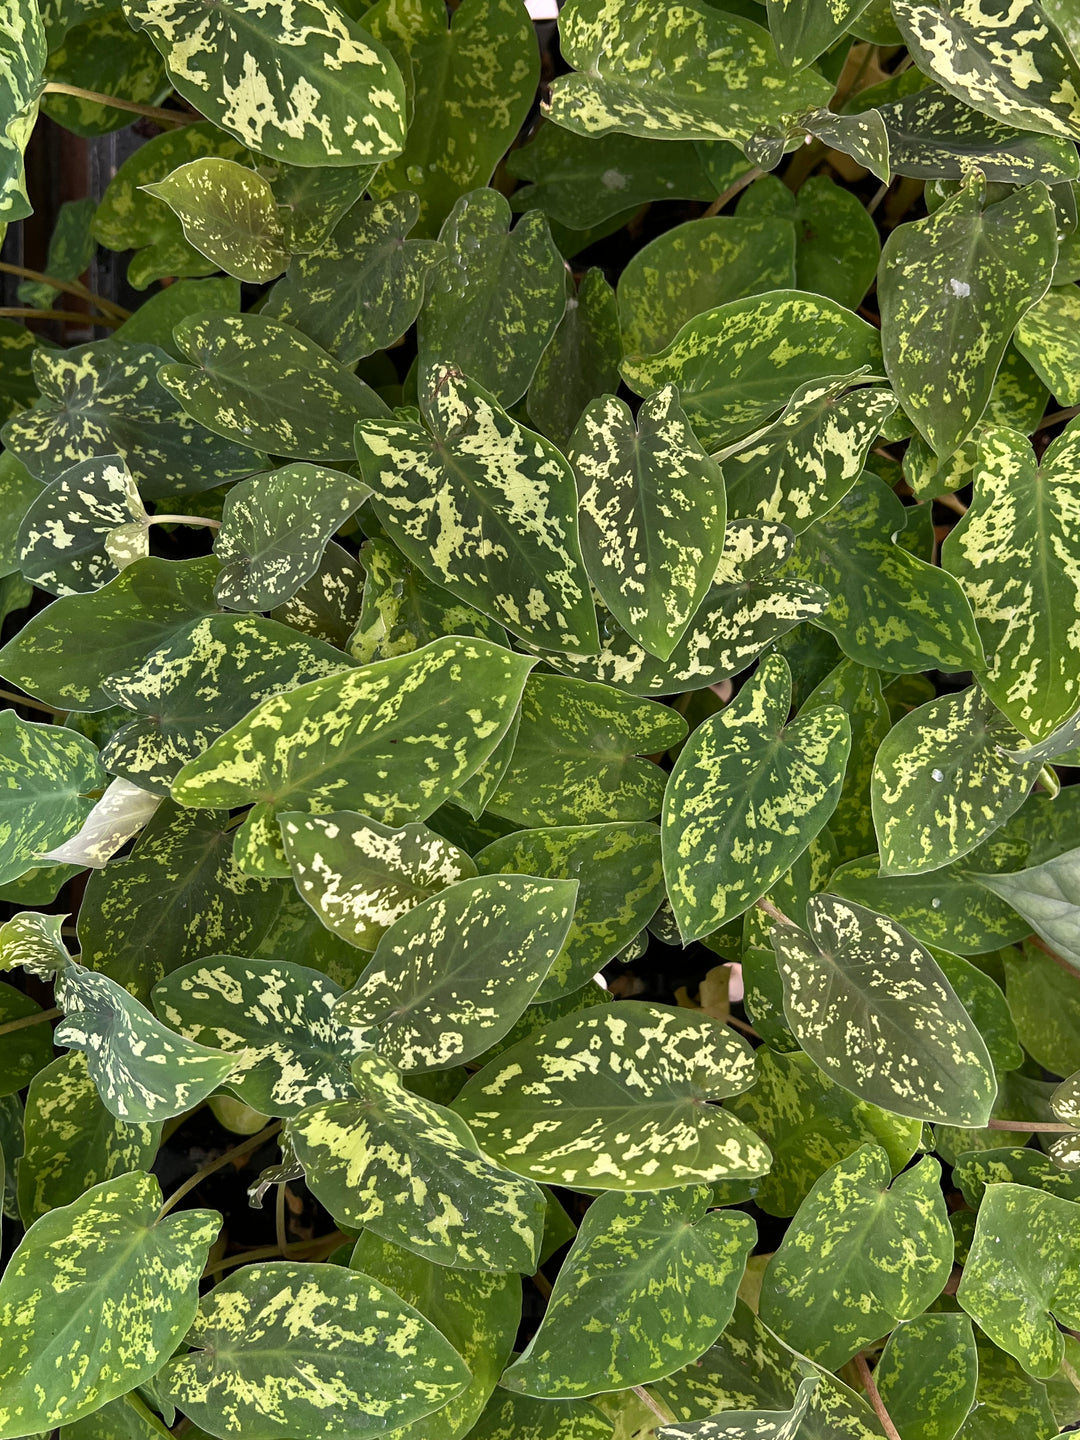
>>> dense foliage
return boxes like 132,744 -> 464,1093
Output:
3,0 -> 1080,1436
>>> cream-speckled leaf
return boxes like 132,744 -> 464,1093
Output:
1014,284 -> 1080,404
484,674 -> 685,828
0,340 -> 260,498
333,874 -> 578,1070
17,453 -> 147,596
153,956 -> 371,1116
418,191 -> 565,406
452,1000 -> 770,1190
17,1051 -> 160,1225
943,423 -> 1080,739
289,1049 -> 546,1271
475,822 -> 663,1001
874,1313 -> 978,1440
55,962 -> 235,1122
570,385 -> 726,661
141,158 -> 288,283
0,712 -> 104,885
170,635 -> 534,878
662,653 -> 849,941
759,1145 -> 952,1370
161,1260 -> 469,1440
769,894 -> 997,1125
801,659 -> 891,865
0,907 -> 68,980
272,538 -> 364,651
214,463 -> 367,611
355,365 -> 598,654
0,1171 -> 219,1440
0,0 -> 45,228
723,375 -> 896,536
872,686 -> 1038,875
266,192 -> 444,362
656,1375 -> 818,1440
766,0 -> 874,67
124,0 -> 406,166
893,0 -> 1080,140
621,291 -> 881,451
527,268 -> 623,450
878,179 -> 1057,458
957,1183 -> 1080,1379
160,312 -> 388,462
546,0 -> 831,143
505,1190 -> 754,1398
281,809 -> 476,953
976,843 -> 1080,972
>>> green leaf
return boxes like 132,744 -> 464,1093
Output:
621,291 -> 880,451
570,384 -> 726,661
333,874 -> 578,1070
1014,284 -> 1080,403
942,422 -> 1080,739
662,652 -> 850,941
526,268 -> 623,450
953,1147 -> 1080,1208
655,1376 -> 819,1440
801,660 -> 891,865
505,1189 -> 754,1398
872,686 -> 1037,875
355,365 -> 599,653
452,1000 -> 770,1189
765,0 -> 874,69
41,8 -> 166,138
957,1183 -> 1080,1379
0,0 -> 45,229
782,471 -> 985,674
878,178 -> 1058,458
0,1171 -> 219,1440
1002,941 -> 1080,1076
417,190 -> 565,406
266,192 -> 444,363
724,1046 -> 922,1219
873,1313 -> 978,1440
160,1259 -> 470,1440
17,1050 -> 161,1224
213,463 -> 367,610
546,0 -> 832,143
469,1391 -> 612,1440
171,635 -> 534,877
141,158 -> 288,283
16,452 -> 147,595
15,197 -> 95,310
272,539 -> 364,651
0,327 -> 41,427
954,1338 -> 1056,1440
474,822 -> 664,1001
977,844 -> 1080,973
111,276 -> 241,359
289,1049 -> 546,1271
0,711 -> 104,884
768,894 -> 998,1126
759,1144 -> 952,1370
0,981 -> 54,1097
159,311 -> 388,462
1,339 -> 260,497
125,0 -> 406,166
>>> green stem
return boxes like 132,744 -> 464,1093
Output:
158,1120 -> 282,1219
0,687 -> 65,717
0,1007 -> 61,1037
42,83 -> 195,129
0,306 -> 121,328
0,261 -> 130,320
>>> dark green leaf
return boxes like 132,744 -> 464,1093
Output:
527,268 -> 623,449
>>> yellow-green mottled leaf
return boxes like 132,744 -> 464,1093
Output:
953,1147 -> 1080,1208
333,873 -> 578,1070
878,178 -> 1057,458
759,1144 -> 952,1370
570,384 -> 726,661
452,1001 -> 770,1190
662,653 -> 849,940
0,328 -> 40,429
141,157 -> 287,283
41,7 -> 166,139
0,0 -> 45,227
171,635 -> 534,878
766,0 -> 874,67
873,1313 -> 978,1440
0,907 -> 69,980
161,1260 -> 469,1439
505,1190 -> 753,1398
289,1049 -> 546,1271
124,0 -> 406,166
955,1337 -> 1056,1440
0,1171 -> 219,1440
801,659 -> 891,865
355,365 -> 598,653
0,711 -> 104,885
266,160 -> 374,254
976,843 -> 1080,973
271,538 -> 363,651
656,1375 -> 819,1440
1014,283 -> 1080,403
621,290 -> 881,451
769,894 -> 997,1125
475,822 -> 663,1001
527,268 -> 623,450
470,1391 -> 613,1440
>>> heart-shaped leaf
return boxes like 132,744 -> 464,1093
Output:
141,157 -> 288,283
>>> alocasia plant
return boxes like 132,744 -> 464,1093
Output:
2,0 -> 1080,1436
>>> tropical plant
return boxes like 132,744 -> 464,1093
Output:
2,0 -> 1080,1437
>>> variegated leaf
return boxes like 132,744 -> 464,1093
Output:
452,1001 -> 770,1190
141,158 -> 288,284
272,538 -> 364,651
527,268 -> 623,450
976,843 -> 1080,972
161,1260 -> 469,1440
1014,283 -> 1080,404
124,0 -> 407,165
0,1171 -> 219,1440
333,874 -> 578,1070
159,312 -> 388,461
0,712 -> 104,885
504,1190 -> 754,1398
570,384 -> 726,661
17,452 -> 147,596
874,1313 -> 979,1440
153,956 -> 371,1115
662,653 -> 850,941
0,908 -> 68,979
621,291 -> 880,450
170,635 -> 534,878
801,659 -> 891,865
354,365 -> 599,653
768,894 -> 998,1126
872,685 -> 1038,875
656,1375 -> 819,1440
953,1145 -> 1080,1207
464,1389 -> 613,1440
878,177 -> 1057,458
289,1049 -> 546,1272
759,1145 -> 952,1370
765,0 -> 874,70
0,0 -> 44,230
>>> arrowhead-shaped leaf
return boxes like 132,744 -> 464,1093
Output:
527,268 -> 623,450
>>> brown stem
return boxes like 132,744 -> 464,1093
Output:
943,1265 -> 962,1296
756,897 -> 797,928
1062,1358 -> 1080,1397
854,1353 -> 902,1440
0,687 -> 65,717
202,1228 -> 346,1278
1029,935 -> 1080,979
0,1006 -> 61,1037
632,1386 -> 674,1426
935,493 -> 968,516
1037,405 -> 1080,432
702,167 -> 763,217
726,1014 -> 762,1040
158,1120 -> 282,1219
42,83 -> 195,128
986,1116 -> 1077,1133
0,306 -> 121,328
276,1180 -> 289,1255
0,261 -> 130,319
531,1269 -> 553,1300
